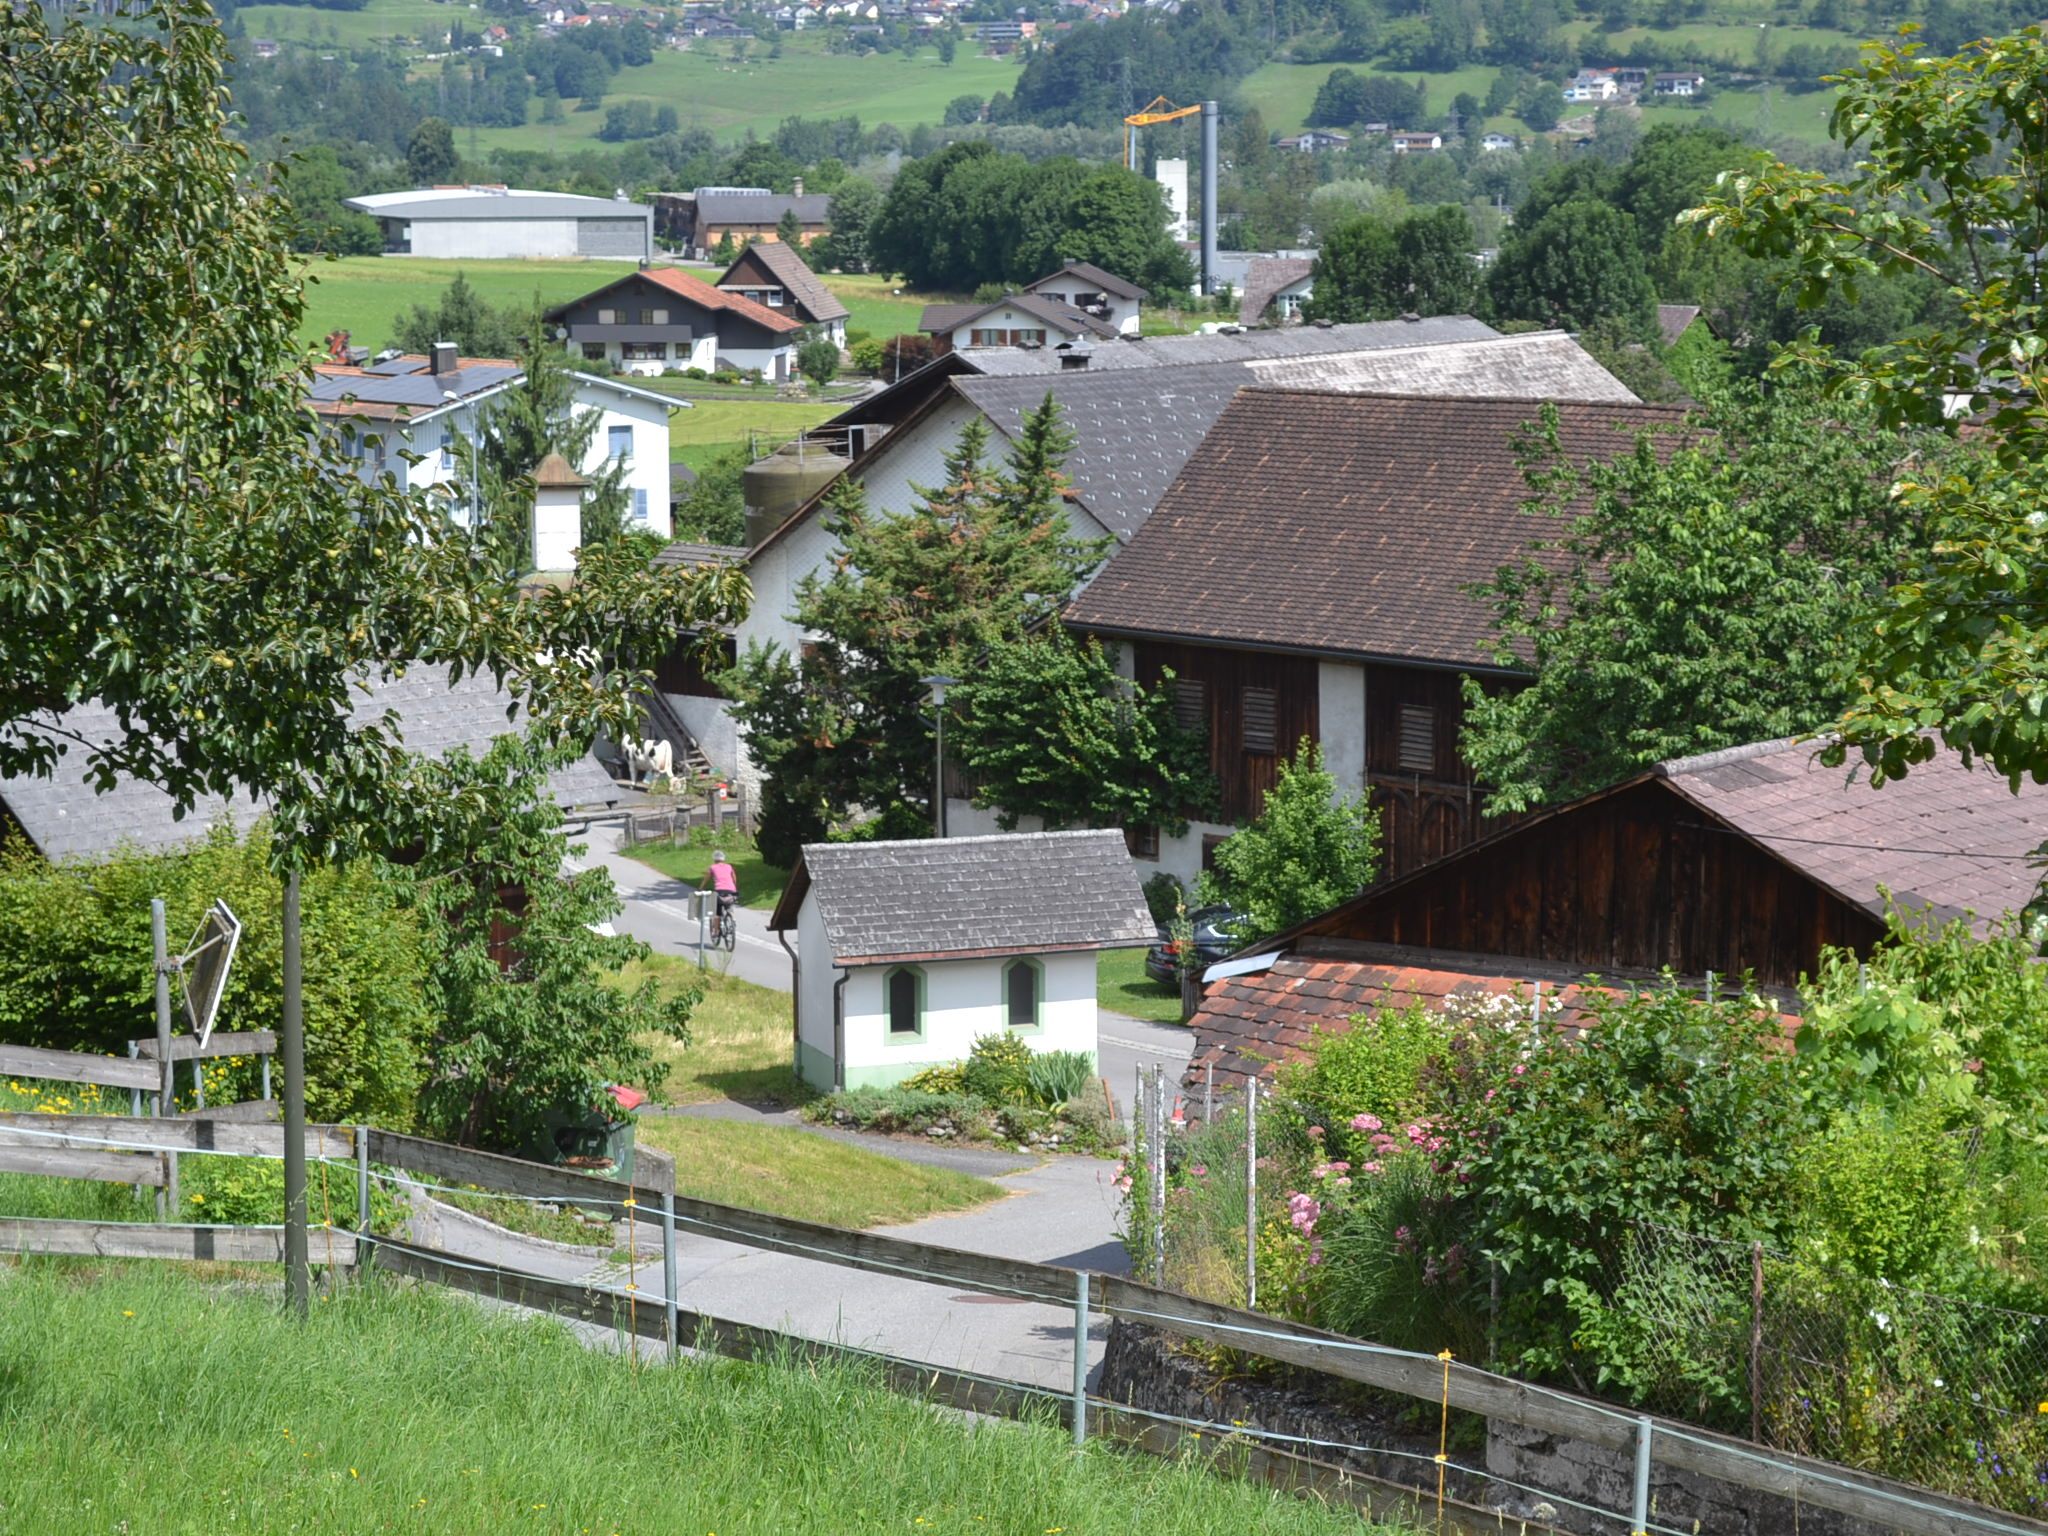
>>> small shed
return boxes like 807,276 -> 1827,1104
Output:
768,830 -> 1154,1092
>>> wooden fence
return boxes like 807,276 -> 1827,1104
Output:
0,1110 -> 2039,1536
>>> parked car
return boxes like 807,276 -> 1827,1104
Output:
1143,905 -> 1246,986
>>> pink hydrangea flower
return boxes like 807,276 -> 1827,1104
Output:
1351,1112 -> 1383,1133
1306,1125 -> 1325,1140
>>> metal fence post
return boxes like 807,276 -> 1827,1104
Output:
1071,1269 -> 1090,1448
1245,1079 -> 1258,1312
1203,1064 -> 1213,1125
356,1125 -> 371,1274
1749,1240 -> 1765,1443
662,1192 -> 679,1357
1631,1414 -> 1654,1535
1150,1063 -> 1165,1287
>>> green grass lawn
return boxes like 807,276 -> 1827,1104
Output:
0,1264 -> 1408,1536
238,0 -> 456,47
468,36 -> 1021,153
624,836 -> 791,910
1098,946 -> 1186,1027
830,270 -> 946,340
624,956 -> 808,1107
296,255 -> 640,350
636,1115 -> 1003,1226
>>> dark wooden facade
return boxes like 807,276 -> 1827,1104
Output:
1298,779 -> 1886,988
1129,639 -> 1518,878
1132,640 -> 1319,825
655,634 -> 734,699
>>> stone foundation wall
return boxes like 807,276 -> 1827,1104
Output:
1099,1320 -> 1893,1536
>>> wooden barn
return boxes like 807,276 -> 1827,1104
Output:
1182,736 -> 2048,1103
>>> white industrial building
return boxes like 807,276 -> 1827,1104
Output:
344,185 -> 653,261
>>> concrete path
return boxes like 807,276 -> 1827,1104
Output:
571,822 -> 791,992
410,1149 -> 1130,1390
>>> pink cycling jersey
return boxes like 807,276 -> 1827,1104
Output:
709,861 -> 738,895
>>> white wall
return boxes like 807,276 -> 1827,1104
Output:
669,693 -> 738,774
796,889 -> 837,1089
721,343 -> 794,382
1027,287 -> 1143,337
572,336 -> 717,379
837,948 -> 1099,1088
408,217 -> 581,259
1318,659 -> 1366,799
949,302 -> 1089,351
573,382 -> 673,538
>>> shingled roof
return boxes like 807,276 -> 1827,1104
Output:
717,240 -> 850,325
0,671 -> 619,863
1237,256 -> 1314,327
768,829 -> 1154,965
1024,260 -> 1149,303
1064,389 -> 1689,668
963,315 -> 1501,375
544,267 -> 803,335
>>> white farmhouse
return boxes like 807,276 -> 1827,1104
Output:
769,830 -> 1154,1093
306,343 -> 685,536
343,185 -> 653,261
1021,261 -> 1149,337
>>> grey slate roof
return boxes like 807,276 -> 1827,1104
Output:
919,302 -> 984,335
1658,303 -> 1704,348
693,190 -> 833,227
1655,738 -> 2048,935
1248,330 -> 1639,403
344,191 -> 650,221
655,540 -> 747,568
769,829 -> 1155,964
924,293 -> 1121,341
0,671 -> 619,863
964,315 -> 1500,375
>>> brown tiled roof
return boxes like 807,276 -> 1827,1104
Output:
1238,257 -> 1314,327
545,266 -> 803,334
1064,389 -> 1689,667
720,240 -> 850,324
1183,953 -> 1616,1102
1656,738 -> 2048,934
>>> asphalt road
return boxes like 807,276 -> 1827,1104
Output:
572,823 -> 1197,1117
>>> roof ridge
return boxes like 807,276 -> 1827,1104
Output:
1238,388 -> 1693,416
1654,737 -> 1814,777
806,827 -> 1119,857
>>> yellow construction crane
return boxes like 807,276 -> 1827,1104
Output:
1123,95 -> 1202,170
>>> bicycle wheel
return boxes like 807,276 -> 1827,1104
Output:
721,907 -> 737,950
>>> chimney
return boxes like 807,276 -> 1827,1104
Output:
791,175 -> 804,199
431,341 -> 459,375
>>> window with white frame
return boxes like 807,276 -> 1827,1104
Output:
438,427 -> 455,470
620,343 -> 665,362
598,307 -> 618,325
607,424 -> 633,461
632,489 -> 649,524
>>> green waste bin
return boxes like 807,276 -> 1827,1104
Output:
541,1084 -> 645,1182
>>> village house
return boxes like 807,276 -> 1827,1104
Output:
917,291 -> 1122,355
1178,736 -> 2048,1104
715,240 -> 852,347
769,830 -> 1153,1092
1060,386 -> 1678,885
1020,261 -> 1148,337
1563,67 -> 1621,102
1654,70 -> 1706,96
306,342 -> 683,536
1480,132 -> 1519,152
1388,131 -> 1442,153
544,266 -> 803,381
343,186 -> 653,261
655,184 -> 832,259
1276,129 -> 1352,153
1237,256 -> 1315,326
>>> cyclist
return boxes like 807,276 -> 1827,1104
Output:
704,851 -> 739,945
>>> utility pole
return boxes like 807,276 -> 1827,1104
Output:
282,868 -> 310,1320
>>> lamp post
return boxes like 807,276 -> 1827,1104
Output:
922,674 -> 957,839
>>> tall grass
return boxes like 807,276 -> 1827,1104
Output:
0,1261 -> 1407,1534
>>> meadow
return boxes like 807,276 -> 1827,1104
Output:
296,254 -> 640,349
239,0 -> 461,47
0,1262 -> 1411,1535
468,34 -> 1022,153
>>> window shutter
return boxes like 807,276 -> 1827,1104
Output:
1397,704 -> 1436,772
1242,687 -> 1278,754
1170,678 -> 1206,732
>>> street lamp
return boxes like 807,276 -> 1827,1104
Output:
922,674 -> 957,838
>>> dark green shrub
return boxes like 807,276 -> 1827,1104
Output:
1140,871 -> 1183,928
808,1087 -> 991,1136
1276,1001 -> 1451,1162
1319,1152 -> 1487,1364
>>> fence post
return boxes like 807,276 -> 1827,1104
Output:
1071,1269 -> 1090,1448
662,1192 -> 679,1358
1749,1239 -> 1765,1443
1631,1414 -> 1653,1536
356,1125 -> 371,1274
1245,1078 -> 1258,1312
1203,1064 -> 1213,1126
261,1052 -> 272,1102
1150,1063 -> 1166,1288
151,899 -> 179,1216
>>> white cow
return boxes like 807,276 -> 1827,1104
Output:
624,737 -> 674,787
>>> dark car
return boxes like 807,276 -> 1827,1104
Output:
1144,905 -> 1246,987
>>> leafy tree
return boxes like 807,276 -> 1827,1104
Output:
391,270 -> 525,356
406,115 -> 459,183
1308,205 -> 1478,322
776,206 -> 803,244
1688,29 -> 2048,790
455,319 -> 633,567
823,176 -> 880,273
406,737 -> 696,1151
275,145 -> 383,255
671,444 -> 748,546
1515,78 -> 1560,131
1461,385 -> 1930,813
950,630 -> 1218,835
1,0 -> 743,850
1309,68 -> 1426,128
1208,740 -> 1380,939
725,402 -> 1105,863
937,26 -> 958,64
944,93 -> 986,126
796,335 -> 841,388
1486,198 -> 1655,338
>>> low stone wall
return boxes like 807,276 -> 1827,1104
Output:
1099,1320 -> 1892,1536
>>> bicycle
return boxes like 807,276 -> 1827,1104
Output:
707,894 -> 738,951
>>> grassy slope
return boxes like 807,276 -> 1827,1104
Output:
636,1114 -> 1002,1226
238,0 -> 454,47
470,36 -> 1022,153
669,397 -> 844,469
0,1264 -> 1403,1536
623,955 -> 806,1106
296,255 -> 640,349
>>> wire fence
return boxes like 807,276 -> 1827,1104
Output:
1616,1221 -> 2048,1516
